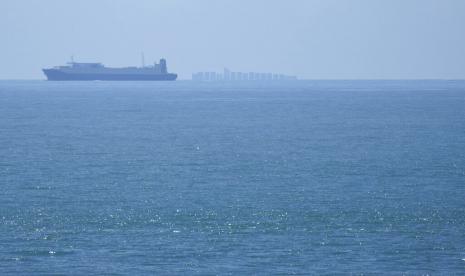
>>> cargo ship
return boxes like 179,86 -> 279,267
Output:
43,58 -> 177,81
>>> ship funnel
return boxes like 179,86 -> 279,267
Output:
160,59 -> 167,73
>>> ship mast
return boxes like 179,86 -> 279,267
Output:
141,52 -> 145,68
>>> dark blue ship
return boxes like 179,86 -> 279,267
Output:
43,58 -> 177,81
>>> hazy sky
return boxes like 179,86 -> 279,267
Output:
1,0 -> 465,79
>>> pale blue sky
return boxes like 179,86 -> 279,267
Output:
1,0 -> 465,79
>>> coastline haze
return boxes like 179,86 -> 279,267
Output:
1,0 -> 465,79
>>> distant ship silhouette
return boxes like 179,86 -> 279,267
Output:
43,58 -> 177,81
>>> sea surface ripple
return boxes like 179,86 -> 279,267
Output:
0,80 -> 464,274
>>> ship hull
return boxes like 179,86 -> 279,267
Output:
43,69 -> 177,81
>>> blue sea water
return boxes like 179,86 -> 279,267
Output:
0,80 -> 464,274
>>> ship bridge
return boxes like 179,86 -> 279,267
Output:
68,62 -> 104,68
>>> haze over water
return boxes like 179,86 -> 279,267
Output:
1,80 -> 464,274
1,0 -> 465,80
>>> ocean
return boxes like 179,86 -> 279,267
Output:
0,80 -> 464,274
